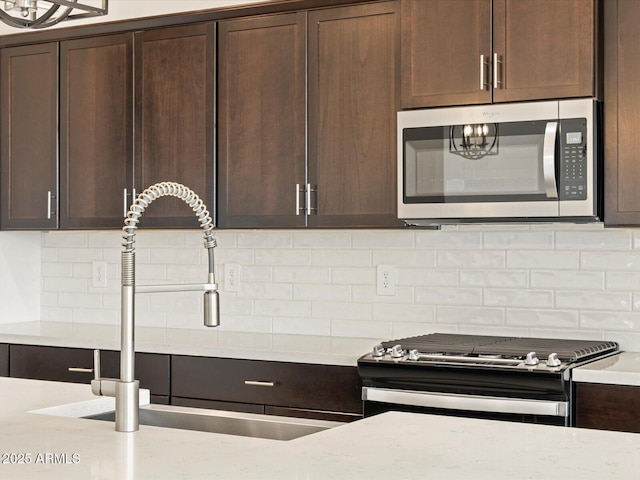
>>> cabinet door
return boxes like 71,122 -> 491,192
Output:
0,43 -> 58,230
604,0 -> 640,225
134,24 -> 215,228
308,2 -> 402,227
9,345 -> 170,403
400,0 -> 491,108
492,0 -> 596,103
171,355 -> 363,416
0,344 -> 7,377
575,383 -> 640,433
59,34 -> 133,229
217,13 -> 306,228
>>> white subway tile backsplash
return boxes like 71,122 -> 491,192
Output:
255,248 -> 311,266
293,231 -> 351,248
556,291 -> 631,311
484,289 -> 553,308
416,287 -> 482,306
273,266 -> 331,284
437,250 -> 505,269
331,267 -> 375,285
313,249 -> 371,267
416,231 -> 482,250
581,251 -> 640,271
483,231 -> 553,250
580,311 -> 640,332
460,270 -> 528,288
372,249 -> 435,268
372,304 -> 435,323
606,272 -> 640,291
312,301 -> 371,320
436,306 -> 504,325
556,230 -> 631,250
531,270 -> 604,290
26,225 -> 640,350
507,250 -> 579,270
505,309 -> 579,329
400,268 -> 458,287
352,230 -> 414,249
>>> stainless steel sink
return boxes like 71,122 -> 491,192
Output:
83,405 -> 341,441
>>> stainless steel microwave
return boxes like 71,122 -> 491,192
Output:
397,99 -> 601,226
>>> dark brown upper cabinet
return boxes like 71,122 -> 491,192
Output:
217,13 -> 307,228
59,33 -> 133,229
218,1 -> 401,228
134,24 -> 215,228
401,0 -> 598,108
1,43 -> 58,230
603,0 -> 640,226
308,2 -> 401,227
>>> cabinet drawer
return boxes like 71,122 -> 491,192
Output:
171,356 -> 362,414
9,345 -> 169,401
575,383 -> 640,433
0,343 -> 8,377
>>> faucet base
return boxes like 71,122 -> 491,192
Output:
115,380 -> 139,432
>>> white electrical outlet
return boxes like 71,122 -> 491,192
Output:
376,264 -> 397,296
225,263 -> 240,292
92,260 -> 107,288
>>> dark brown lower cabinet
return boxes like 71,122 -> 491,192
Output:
574,383 -> 640,433
9,345 -> 170,404
0,344 -> 8,376
171,355 -> 363,422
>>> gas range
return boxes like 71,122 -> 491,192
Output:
362,333 -> 619,374
357,333 -> 620,425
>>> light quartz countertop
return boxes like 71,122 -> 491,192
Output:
1,377 -> 639,480
573,352 -> 640,386
0,321 -> 380,366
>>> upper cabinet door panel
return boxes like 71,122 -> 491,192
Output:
217,13 -> 306,228
59,33 -> 133,229
401,0 -> 491,108
308,2 -> 402,227
604,0 -> 640,225
134,24 -> 215,228
0,43 -> 58,230
492,0 -> 595,103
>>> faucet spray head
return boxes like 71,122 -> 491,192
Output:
204,290 -> 220,327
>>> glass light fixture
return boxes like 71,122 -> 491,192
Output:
449,122 -> 499,160
0,0 -> 107,29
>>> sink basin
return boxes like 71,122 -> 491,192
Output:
83,405 -> 341,441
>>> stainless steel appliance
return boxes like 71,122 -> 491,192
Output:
358,333 -> 619,426
397,99 -> 601,226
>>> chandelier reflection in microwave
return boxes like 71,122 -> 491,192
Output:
449,123 -> 499,160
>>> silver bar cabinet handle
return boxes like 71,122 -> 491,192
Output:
47,191 -> 56,219
296,183 -> 302,215
493,53 -> 502,89
123,188 -> 128,217
68,350 -> 101,378
244,380 -> 276,387
480,54 -> 488,90
306,183 -> 316,215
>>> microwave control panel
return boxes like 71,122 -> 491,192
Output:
558,118 -> 588,201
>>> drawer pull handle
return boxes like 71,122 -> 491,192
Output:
68,367 -> 93,373
244,380 -> 275,387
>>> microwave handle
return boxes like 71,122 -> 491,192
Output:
543,121 -> 559,199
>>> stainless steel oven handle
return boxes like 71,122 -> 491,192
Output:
362,387 -> 568,417
543,121 -> 559,199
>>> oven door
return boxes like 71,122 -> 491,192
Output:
362,387 -> 569,426
397,99 -> 597,224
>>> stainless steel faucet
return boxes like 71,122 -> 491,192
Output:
91,182 -> 219,432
